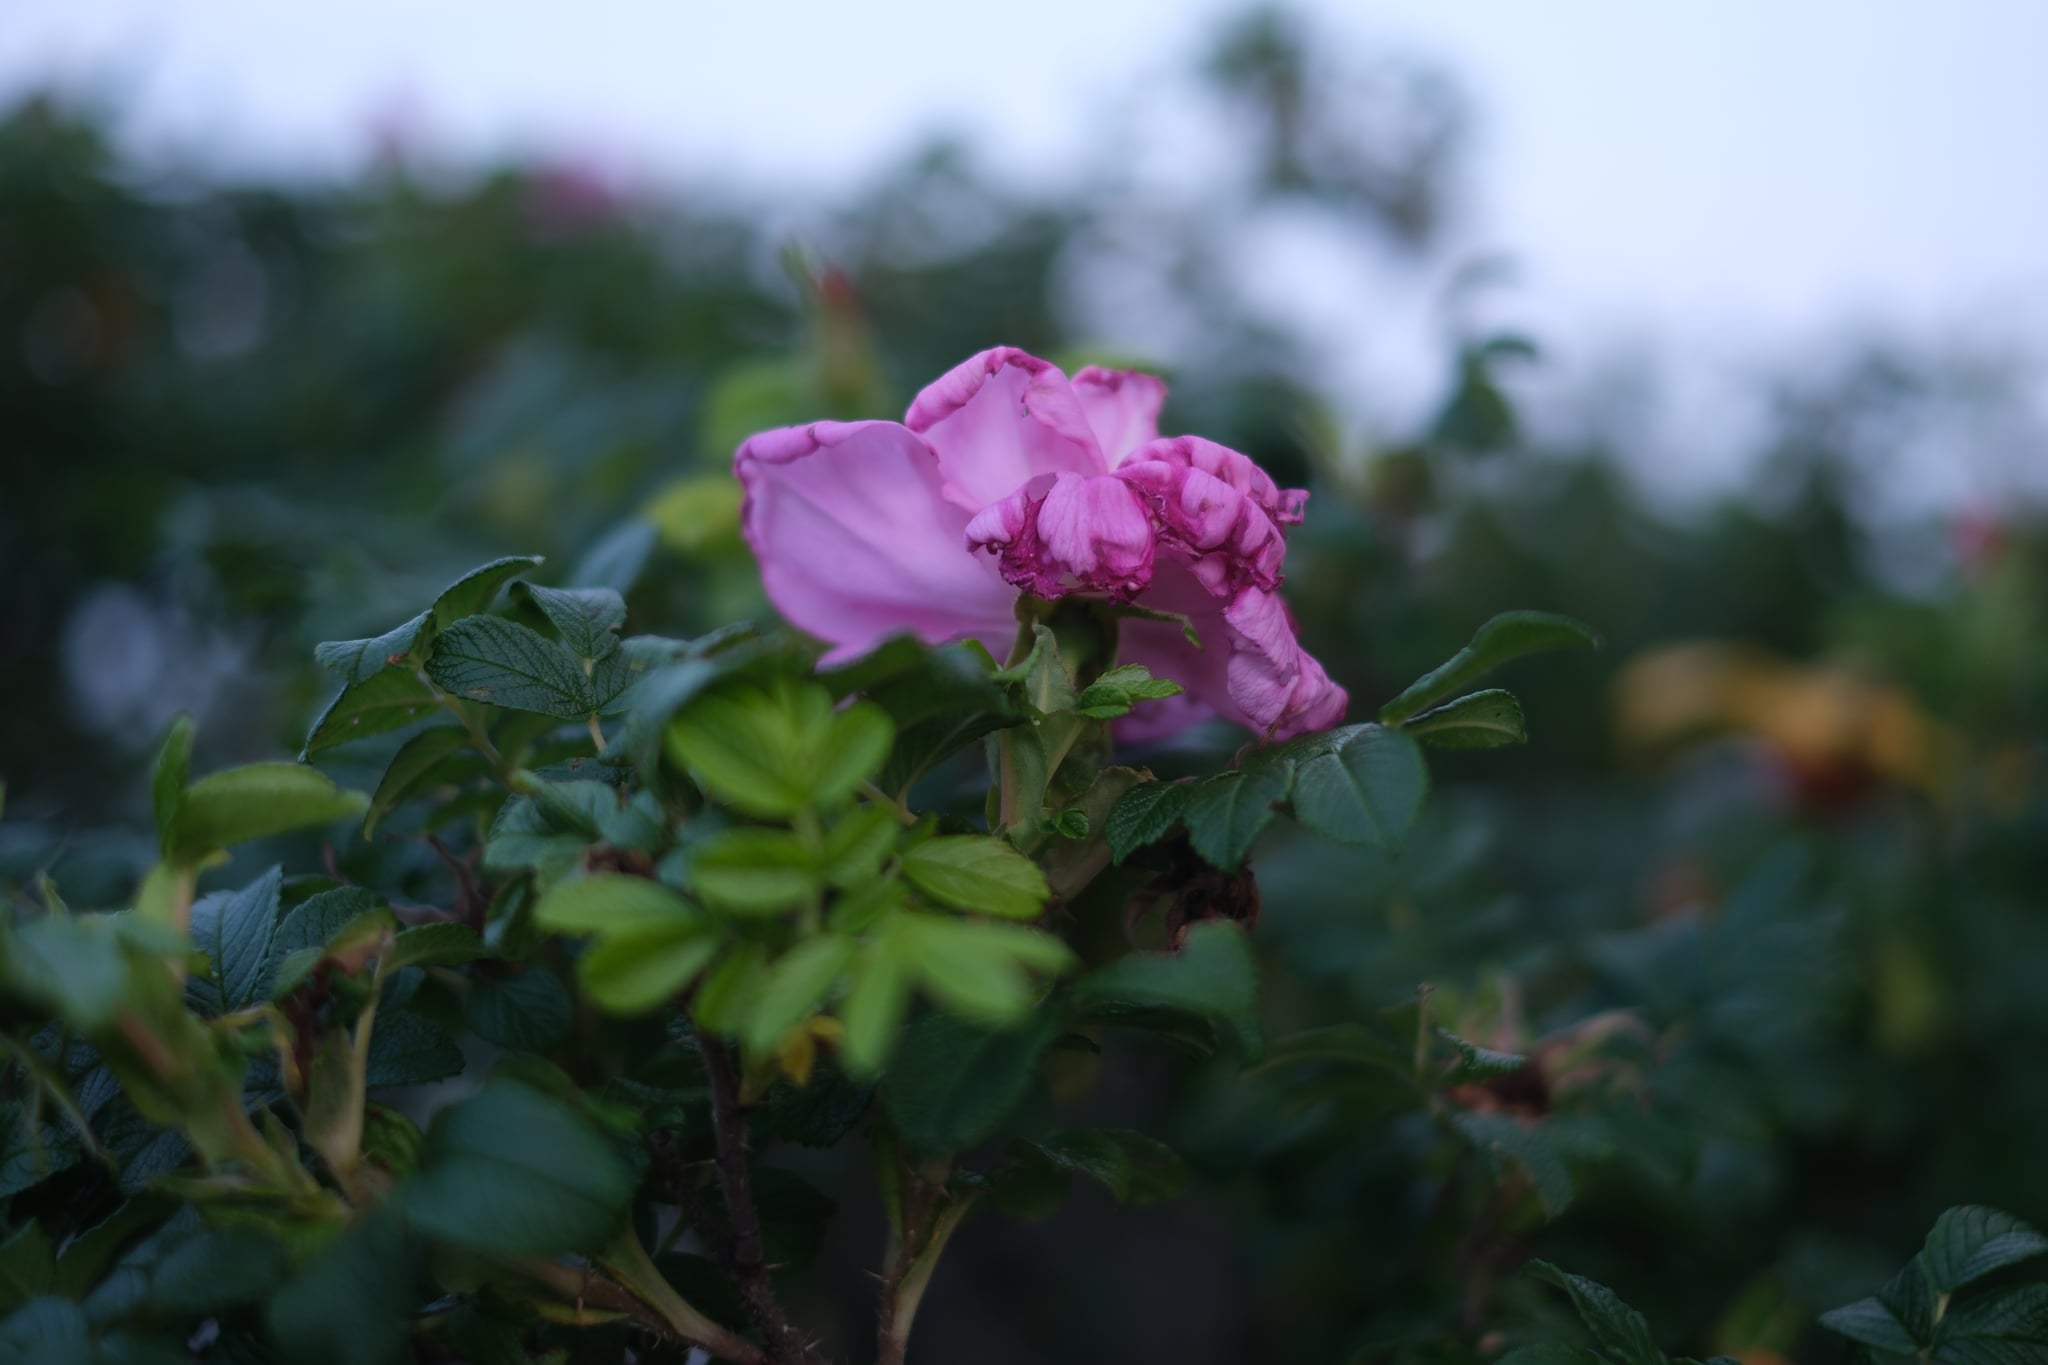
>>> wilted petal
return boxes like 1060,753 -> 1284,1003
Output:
1073,365 -> 1168,467
1117,451 -> 1287,594
905,347 -> 1105,509
1114,561 -> 1345,741
966,473 -> 1155,600
1122,435 -> 1307,526
736,420 -> 1018,662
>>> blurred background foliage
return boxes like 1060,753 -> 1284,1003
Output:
3,7 -> 2045,1363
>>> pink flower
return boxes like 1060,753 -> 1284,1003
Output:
735,347 -> 1347,740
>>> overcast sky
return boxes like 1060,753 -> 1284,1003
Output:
8,0 -> 2046,503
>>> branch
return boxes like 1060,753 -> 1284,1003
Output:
518,1254 -> 766,1365
699,1034 -> 823,1365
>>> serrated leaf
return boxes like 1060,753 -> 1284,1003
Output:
1381,611 -> 1598,723
163,765 -> 367,864
1820,1296 -> 1922,1354
881,1009 -> 1061,1155
1524,1260 -> 1663,1365
186,867 -> 284,1016
1922,1206 -> 2048,1294
1290,724 -> 1428,854
1440,1028 -> 1530,1081
520,584 -> 626,661
1073,921 -> 1261,1054
1405,688 -> 1528,750
1935,1286 -> 2048,1365
426,616 -> 602,719
1011,1128 -> 1189,1206
364,1010 -> 464,1089
389,922 -> 486,970
404,1079 -> 633,1256
1182,764 -> 1291,870
302,667 -> 439,756
464,970 -> 572,1052
430,555 -> 546,626
901,836 -> 1049,919
1106,781 -> 1193,863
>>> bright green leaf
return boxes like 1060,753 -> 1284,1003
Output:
163,765 -> 367,864
902,836 -> 1050,919
1380,611 -> 1597,724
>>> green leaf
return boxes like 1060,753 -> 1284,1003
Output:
0,1297 -> 92,1365
150,715 -> 194,842
840,944 -> 912,1076
302,668 -> 439,756
163,765 -> 367,864
1404,688 -> 1528,750
3,917 -> 136,1031
430,556 -> 548,628
1181,764 -> 1292,870
1072,920 -> 1261,1054
364,1011 -> 464,1089
362,726 -> 473,836
314,612 -> 430,686
520,584 -> 626,660
389,922 -> 487,970
1934,1286 -> 2048,1365
404,1078 -> 634,1256
691,828 -> 822,916
897,916 -> 1073,1025
464,970 -> 573,1053
426,616 -> 606,719
1524,1260 -> 1664,1365
1819,1296 -> 1922,1354
1380,611 -> 1598,724
1010,1128 -> 1189,1206
1106,780 -> 1193,863
882,1009 -> 1062,1154
1456,1112 -> 1574,1217
145,1226 -> 284,1315
902,836 -> 1050,919
578,924 -> 721,1015
1289,724 -> 1428,854
744,936 -> 857,1049
813,701 -> 896,805
1922,1206 -> 2048,1294
186,867 -> 284,1016
266,1205 -> 411,1365
1439,1028 -> 1530,1081
823,805 -> 902,889
534,873 -> 700,936
663,684 -> 812,818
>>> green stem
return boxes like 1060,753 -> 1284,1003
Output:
880,1187 -> 980,1365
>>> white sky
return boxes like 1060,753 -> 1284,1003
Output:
8,0 -> 2047,504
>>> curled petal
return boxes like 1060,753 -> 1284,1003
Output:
1072,365 -> 1168,468
905,347 -> 1105,510
1116,453 -> 1288,595
1115,562 -> 1346,741
966,473 -> 1155,600
736,420 -> 1018,663
1122,435 -> 1307,526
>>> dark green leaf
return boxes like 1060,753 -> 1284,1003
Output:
1922,1206 -> 2048,1294
882,1009 -> 1061,1155
1072,921 -> 1261,1055
1290,724 -> 1428,854
314,613 -> 429,686
519,584 -> 626,661
1405,688 -> 1528,750
426,616 -> 601,719
1935,1286 -> 2048,1365
389,922 -> 486,970
1181,765 -> 1291,870
363,727 -> 474,836
1440,1028 -> 1530,1082
1380,611 -> 1598,724
186,867 -> 284,1016
145,1227 -> 284,1315
149,715 -> 194,844
364,1010 -> 464,1090
302,669 -> 438,756
266,1205 -> 412,1365
1524,1260 -> 1663,1365
404,1079 -> 634,1256
463,970 -> 573,1053
1457,1113 -> 1574,1217
430,556 -> 547,627
1820,1297 -> 1922,1354
1106,781 -> 1193,863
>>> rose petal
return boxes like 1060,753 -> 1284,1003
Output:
1116,451 -> 1288,594
905,346 -> 1105,510
736,420 -> 1018,663
1121,435 -> 1307,526
966,472 -> 1155,600
1072,365 -> 1168,467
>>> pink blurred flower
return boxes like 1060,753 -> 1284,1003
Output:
735,347 -> 1346,740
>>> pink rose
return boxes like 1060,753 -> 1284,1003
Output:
734,347 -> 1347,740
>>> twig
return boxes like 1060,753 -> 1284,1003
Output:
519,1254 -> 766,1364
698,1034 -> 822,1365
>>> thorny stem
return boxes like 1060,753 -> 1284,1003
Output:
875,1156 -> 976,1365
699,1034 -> 823,1365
